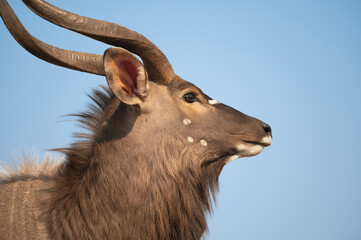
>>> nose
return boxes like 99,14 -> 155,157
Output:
262,122 -> 272,137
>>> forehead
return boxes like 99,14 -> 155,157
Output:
167,77 -> 202,93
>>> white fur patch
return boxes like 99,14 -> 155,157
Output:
137,67 -> 146,82
200,139 -> 208,147
183,118 -> 192,125
187,137 -> 194,143
260,135 -> 272,145
226,155 -> 241,164
236,143 -> 264,157
137,67 -> 149,88
136,67 -> 149,97
208,99 -> 220,105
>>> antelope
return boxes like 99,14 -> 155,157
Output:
0,0 -> 272,239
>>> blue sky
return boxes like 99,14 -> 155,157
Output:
1,0 -> 360,239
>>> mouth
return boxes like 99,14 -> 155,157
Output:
232,135 -> 272,160
241,134 -> 272,147
203,135 -> 273,166
230,133 -> 272,146
243,140 -> 271,147
236,142 -> 265,157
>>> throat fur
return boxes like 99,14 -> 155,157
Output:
48,137 -> 223,239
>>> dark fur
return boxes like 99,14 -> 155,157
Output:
38,86 -> 227,239
1,1 -> 271,238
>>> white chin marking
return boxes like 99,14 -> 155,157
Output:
208,99 -> 220,105
226,139 -> 270,164
183,118 -> 192,125
236,143 -> 264,157
187,136 -> 194,143
226,155 -> 241,164
261,135 -> 272,145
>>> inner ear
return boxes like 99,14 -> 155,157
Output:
104,47 -> 149,105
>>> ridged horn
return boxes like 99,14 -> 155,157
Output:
0,0 -> 105,75
23,0 -> 175,84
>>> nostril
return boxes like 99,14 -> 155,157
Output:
262,123 -> 272,137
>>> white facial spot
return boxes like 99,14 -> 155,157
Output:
260,135 -> 272,145
183,118 -> 192,125
208,99 -> 220,105
200,139 -> 208,147
187,136 -> 194,143
226,155 -> 241,164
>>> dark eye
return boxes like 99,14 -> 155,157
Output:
183,92 -> 196,103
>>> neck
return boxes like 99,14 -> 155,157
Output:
48,134 -> 224,239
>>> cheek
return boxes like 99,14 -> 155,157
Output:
179,100 -> 211,116
183,122 -> 226,148
178,104 -> 225,147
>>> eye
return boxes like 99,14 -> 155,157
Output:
183,92 -> 196,103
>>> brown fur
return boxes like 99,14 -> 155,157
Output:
0,1 -> 272,238
1,87 -> 227,239
0,179 -> 54,240
0,154 -> 62,184
0,155 -> 60,239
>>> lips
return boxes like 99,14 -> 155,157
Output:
243,135 -> 272,147
230,132 -> 272,147
233,135 -> 271,158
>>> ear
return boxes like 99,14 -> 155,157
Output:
103,47 -> 149,105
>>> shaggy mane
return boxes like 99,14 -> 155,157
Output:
0,154 -> 63,184
55,85 -> 115,162
1,86 -> 115,184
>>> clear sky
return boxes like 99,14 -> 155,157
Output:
1,0 -> 360,239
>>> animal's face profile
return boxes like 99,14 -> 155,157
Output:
0,0 -> 273,239
103,47 -> 272,168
